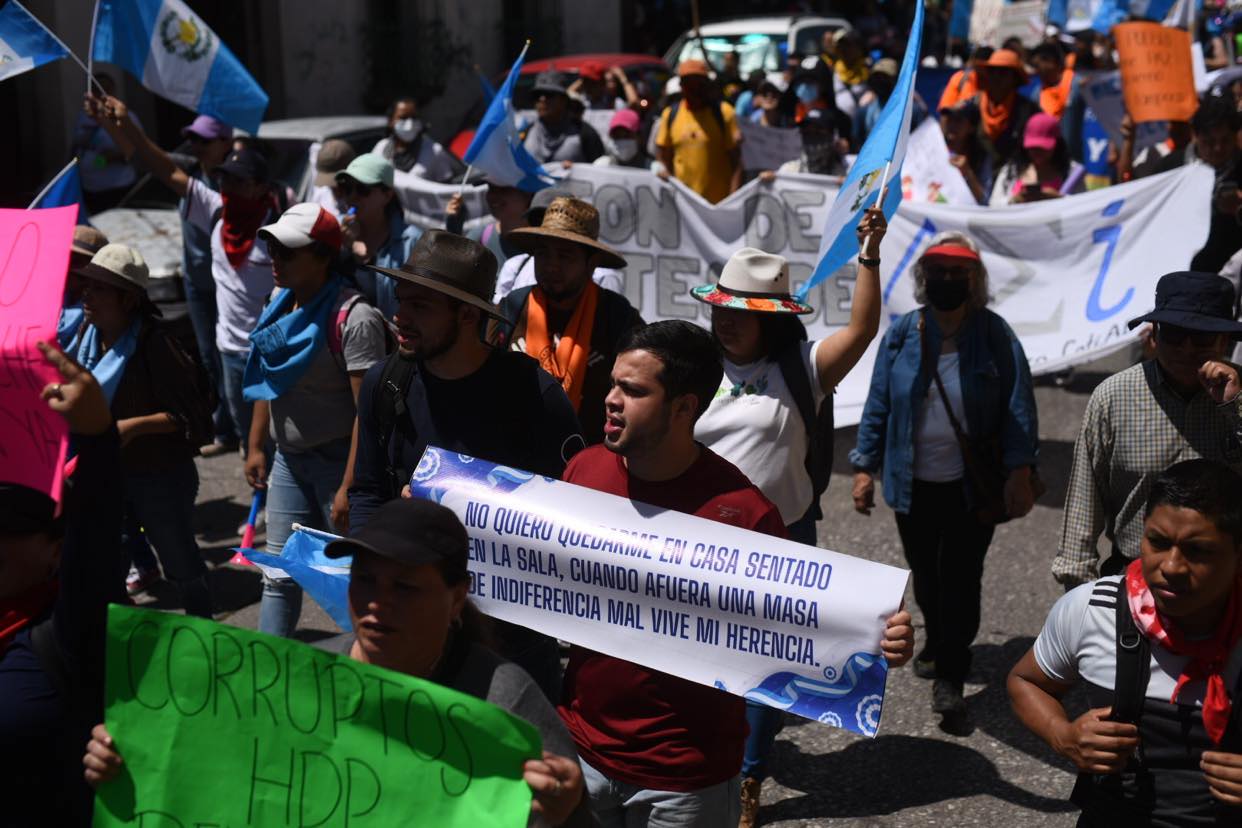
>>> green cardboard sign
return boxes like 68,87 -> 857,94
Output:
94,604 -> 540,827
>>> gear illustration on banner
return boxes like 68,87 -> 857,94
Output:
159,9 -> 213,61
855,694 -> 883,737
411,447 -> 442,483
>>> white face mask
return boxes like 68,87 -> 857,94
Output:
611,137 -> 639,162
393,117 -> 422,143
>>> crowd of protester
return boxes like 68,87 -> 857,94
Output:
6,5 -> 1242,826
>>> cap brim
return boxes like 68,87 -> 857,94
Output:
1024,138 -> 1057,151
370,263 -> 512,324
504,226 -> 627,270
1127,310 -> 1242,338
76,262 -> 146,295
690,284 -> 814,314
257,225 -> 313,249
216,160 -> 260,180
532,85 -> 568,96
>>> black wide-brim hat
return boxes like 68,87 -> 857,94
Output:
1127,271 -> 1242,339
371,228 -> 509,323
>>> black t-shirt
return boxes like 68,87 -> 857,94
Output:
349,349 -> 584,532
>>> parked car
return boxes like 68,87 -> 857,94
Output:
448,53 -> 671,159
663,15 -> 853,84
91,116 -> 391,317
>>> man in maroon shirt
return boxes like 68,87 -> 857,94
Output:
558,321 -> 914,827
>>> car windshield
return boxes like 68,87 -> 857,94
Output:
793,25 -> 835,58
674,34 -> 782,76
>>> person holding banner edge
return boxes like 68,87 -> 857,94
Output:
690,207 -> 887,825
850,233 -> 1039,721
83,498 -> 594,827
557,320 -> 914,828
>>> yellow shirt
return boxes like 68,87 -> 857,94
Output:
656,101 -> 740,204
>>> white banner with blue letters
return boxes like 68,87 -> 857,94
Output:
409,447 -> 910,737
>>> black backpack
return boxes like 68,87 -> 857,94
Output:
369,350 -> 546,498
140,322 -> 217,451
776,343 -> 834,523
668,98 -> 726,134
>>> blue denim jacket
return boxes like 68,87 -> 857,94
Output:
848,307 -> 1039,514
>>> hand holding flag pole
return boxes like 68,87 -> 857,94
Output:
863,158 -> 894,256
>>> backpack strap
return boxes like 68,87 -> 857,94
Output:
1111,584 -> 1151,726
372,353 -> 421,498
328,290 -> 367,357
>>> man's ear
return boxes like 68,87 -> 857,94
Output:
672,392 -> 700,423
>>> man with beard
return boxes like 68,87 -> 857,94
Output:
556,320 -> 915,827
347,229 -> 583,700
497,197 -> 644,445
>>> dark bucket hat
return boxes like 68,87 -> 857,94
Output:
370,228 -> 507,322
1127,271 -> 1242,339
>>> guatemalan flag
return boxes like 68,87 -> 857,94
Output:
796,0 -> 923,300
0,1 -> 69,82
463,42 -> 552,192
91,0 -> 268,133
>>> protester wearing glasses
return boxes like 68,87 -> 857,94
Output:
851,233 -> 1039,720
241,204 -> 389,638
85,92 -> 285,453
337,153 -> 422,323
1055,272 -> 1242,590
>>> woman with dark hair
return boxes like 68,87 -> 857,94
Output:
990,112 -> 1085,204
688,210 -> 888,826
83,498 -> 595,826
337,154 -> 422,322
850,232 -> 1039,720
941,100 -> 994,205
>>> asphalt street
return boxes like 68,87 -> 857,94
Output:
144,347 -> 1137,827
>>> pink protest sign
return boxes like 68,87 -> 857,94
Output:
0,206 -> 75,502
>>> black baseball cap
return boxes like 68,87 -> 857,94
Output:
325,498 -> 468,581
0,484 -> 63,537
215,146 -> 269,183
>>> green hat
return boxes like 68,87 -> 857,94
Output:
336,153 -> 394,188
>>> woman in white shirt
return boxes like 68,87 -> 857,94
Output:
687,209 -> 887,826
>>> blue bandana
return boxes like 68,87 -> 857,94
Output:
57,304 -> 85,349
242,277 -> 343,402
70,317 -> 142,404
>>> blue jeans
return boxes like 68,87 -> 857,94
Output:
581,759 -> 740,828
741,514 -> 814,781
124,460 -> 211,617
182,273 -> 235,443
258,440 -> 350,637
219,350 -> 252,450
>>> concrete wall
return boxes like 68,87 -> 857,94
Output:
273,0 -> 370,117
561,0 -> 623,53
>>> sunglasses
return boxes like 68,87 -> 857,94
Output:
924,264 -> 973,279
1156,323 -> 1219,347
338,178 -> 376,198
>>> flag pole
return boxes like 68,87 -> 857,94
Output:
863,158 -> 894,254
26,158 -> 79,209
11,1 -> 106,96
86,0 -> 102,95
458,164 -> 474,196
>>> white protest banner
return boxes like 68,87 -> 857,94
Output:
392,167 -> 491,232
739,120 -> 803,172
394,163 -> 1212,426
1079,70 -> 1168,152
900,119 -> 977,206
408,447 -> 909,736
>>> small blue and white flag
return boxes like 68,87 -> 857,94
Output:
91,0 -> 268,133
30,159 -> 90,225
796,0 -> 924,300
0,1 -> 69,83
242,525 -> 353,631
463,42 -> 552,192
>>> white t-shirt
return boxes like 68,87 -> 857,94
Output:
371,136 -> 457,183
492,254 -> 625,304
182,178 -> 275,355
913,352 -> 967,482
1034,576 -> 1242,705
309,184 -> 345,219
694,339 -> 826,524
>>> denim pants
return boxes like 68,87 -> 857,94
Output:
258,440 -> 350,637
581,759 -> 740,828
183,274 -> 234,443
219,350 -> 252,450
123,460 -> 211,617
741,513 -> 815,781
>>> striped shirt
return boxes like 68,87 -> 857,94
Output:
1053,360 -> 1242,586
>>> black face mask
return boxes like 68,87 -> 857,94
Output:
925,278 -> 970,312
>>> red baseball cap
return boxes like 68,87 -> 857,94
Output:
922,244 -> 980,262
1023,112 -> 1061,151
258,203 -> 342,252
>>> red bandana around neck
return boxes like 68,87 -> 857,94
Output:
1125,559 -> 1242,744
219,192 -> 274,269
0,579 -> 59,656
